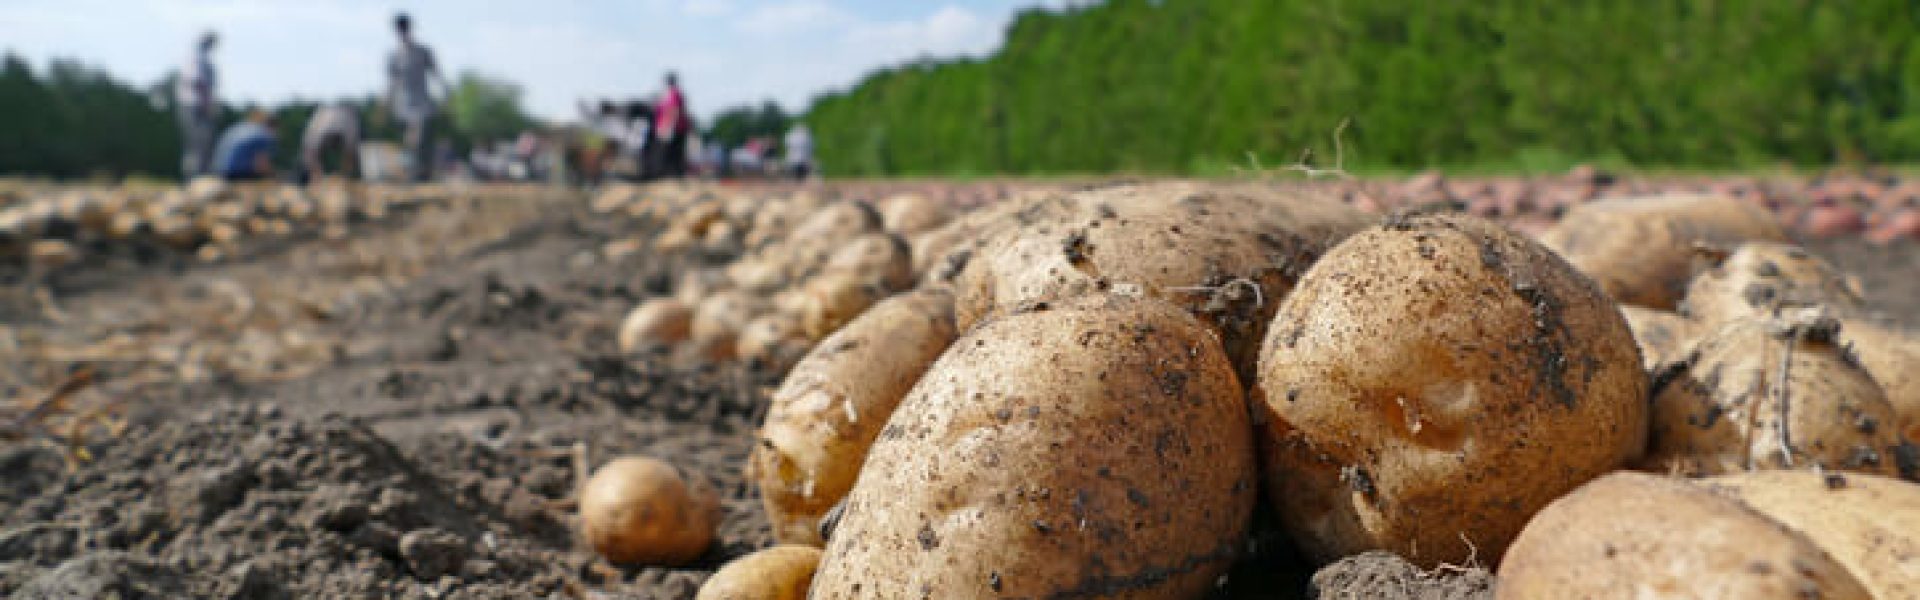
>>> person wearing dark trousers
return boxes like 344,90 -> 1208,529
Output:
650,72 -> 693,179
175,31 -> 219,178
211,110 -> 278,181
386,12 -> 449,182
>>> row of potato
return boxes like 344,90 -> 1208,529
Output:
585,182 -> 1918,598
0,178 -> 456,270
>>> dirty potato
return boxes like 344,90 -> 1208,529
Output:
695,545 -> 822,600
1707,470 -> 1920,598
1619,305 -> 1700,370
1256,212 -> 1646,568
1538,193 -> 1788,309
1680,242 -> 1865,325
811,295 -> 1254,598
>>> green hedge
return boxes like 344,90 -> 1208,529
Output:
807,0 -> 1920,177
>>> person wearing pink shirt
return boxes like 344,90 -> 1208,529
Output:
650,73 -> 693,179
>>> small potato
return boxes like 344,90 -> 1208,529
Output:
1539,193 -> 1788,309
735,313 -> 809,373
1680,242 -> 1865,326
1643,311 -> 1903,477
1256,212 -> 1646,568
879,193 -> 950,236
726,256 -> 790,293
1619,305 -> 1700,370
752,288 -> 958,545
692,291 -> 770,360
579,456 -> 720,566
811,295 -> 1254,598
1708,470 -> 1920,598
1841,320 -> 1920,443
820,232 -> 913,292
675,269 -> 729,305
798,272 -> 885,341
618,298 -> 693,353
695,545 -> 822,600
1498,472 -> 1871,599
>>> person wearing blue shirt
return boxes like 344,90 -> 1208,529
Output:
212,110 -> 279,181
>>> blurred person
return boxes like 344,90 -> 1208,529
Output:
300,102 -> 360,182
175,31 -> 220,178
386,12 -> 449,182
651,72 -> 693,179
784,124 -> 813,180
211,110 -> 278,181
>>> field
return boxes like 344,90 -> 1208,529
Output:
1,173 -> 1916,598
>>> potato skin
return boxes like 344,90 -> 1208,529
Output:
798,272 -> 886,341
1255,213 -> 1646,568
578,456 -> 721,566
1538,193 -> 1787,309
752,288 -> 959,546
695,545 -> 822,600
1707,470 -> 1920,599
1841,320 -> 1920,444
811,295 -> 1255,599
1643,314 -> 1903,477
1498,472 -> 1872,600
617,298 -> 693,353
1680,242 -> 1865,326
1618,305 -> 1699,370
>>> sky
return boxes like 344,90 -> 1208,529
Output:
0,0 -> 1085,122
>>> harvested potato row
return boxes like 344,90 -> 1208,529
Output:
1539,193 -> 1788,309
1498,472 -> 1872,599
812,294 -> 1254,598
1707,470 -> 1920,599
955,183 -> 1370,379
1256,212 -> 1647,569
1618,305 -> 1700,370
1681,242 -> 1865,325
1644,310 -> 1904,477
753,288 -> 958,546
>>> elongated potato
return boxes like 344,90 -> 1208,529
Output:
1256,212 -> 1646,568
1708,470 -> 1920,599
1619,305 -> 1700,369
1841,320 -> 1920,444
1643,312 -> 1903,477
752,288 -> 958,545
1681,242 -> 1865,325
812,295 -> 1254,598
1539,193 -> 1787,309
1498,472 -> 1871,599
695,545 -> 822,600
618,298 -> 693,352
956,183 -> 1368,378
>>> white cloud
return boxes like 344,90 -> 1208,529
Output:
681,0 -> 734,17
736,0 -> 851,35
844,5 -> 996,59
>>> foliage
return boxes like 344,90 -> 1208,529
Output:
704,100 -> 792,150
806,0 -> 1920,177
446,71 -> 539,146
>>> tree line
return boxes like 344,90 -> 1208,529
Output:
806,0 -> 1920,176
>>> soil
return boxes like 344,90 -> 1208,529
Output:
2,178 -> 1913,599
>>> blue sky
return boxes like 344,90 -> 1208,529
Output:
0,0 -> 1084,121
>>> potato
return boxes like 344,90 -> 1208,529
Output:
735,313 -> 809,373
618,298 -> 694,353
1498,472 -> 1871,599
692,291 -> 770,360
1842,320 -> 1920,444
1643,311 -> 1903,477
820,232 -> 913,292
1619,305 -> 1700,370
675,269 -> 729,305
880,192 -> 950,236
1538,193 -> 1788,309
1707,470 -> 1920,598
811,295 -> 1254,598
745,198 -> 797,250
798,272 -> 885,341
695,545 -> 822,600
956,183 -> 1368,378
1255,212 -> 1646,568
752,288 -> 958,546
1681,242 -> 1865,325
578,456 -> 720,566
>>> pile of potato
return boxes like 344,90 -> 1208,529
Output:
581,182 -> 1920,598
0,177 -> 464,269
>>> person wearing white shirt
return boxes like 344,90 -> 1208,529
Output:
386,13 -> 449,182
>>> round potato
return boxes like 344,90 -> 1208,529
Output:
1619,305 -> 1700,370
1643,311 -> 1903,477
736,312 -> 810,373
1680,242 -> 1865,325
578,456 -> 721,566
1255,212 -> 1646,568
798,272 -> 885,341
753,287 -> 958,545
1707,470 -> 1920,598
956,183 -> 1368,378
1538,193 -> 1788,309
811,295 -> 1254,598
692,290 -> 770,360
1498,472 -> 1871,599
695,545 -> 822,600
821,232 -> 913,292
880,192 -> 950,236
617,298 -> 694,353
